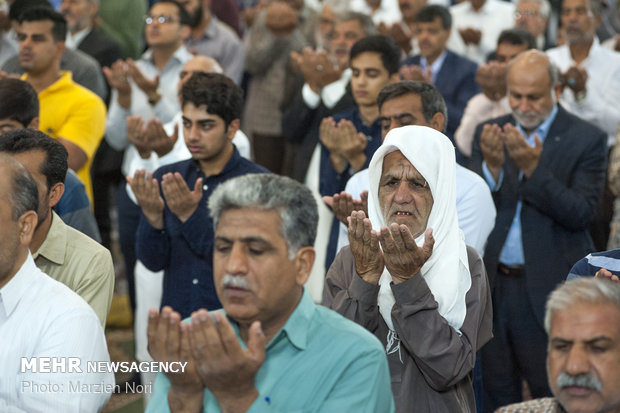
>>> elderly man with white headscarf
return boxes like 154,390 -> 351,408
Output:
323,125 -> 492,413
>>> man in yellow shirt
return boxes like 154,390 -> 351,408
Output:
16,6 -> 105,202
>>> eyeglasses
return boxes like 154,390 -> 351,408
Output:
514,10 -> 541,19
145,15 -> 177,25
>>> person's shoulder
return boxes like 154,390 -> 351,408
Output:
495,397 -> 560,412
61,74 -> 105,106
555,106 -> 606,141
62,221 -> 113,263
446,50 -> 477,70
312,305 -> 384,355
236,157 -> 270,174
214,18 -> 242,44
456,164 -> 488,191
154,158 -> 194,177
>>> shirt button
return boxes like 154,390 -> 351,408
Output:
192,278 -> 199,285
202,184 -> 208,191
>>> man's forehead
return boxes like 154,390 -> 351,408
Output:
381,151 -> 420,175
18,20 -> 54,34
334,19 -> 363,33
550,302 -> 620,339
380,93 -> 424,115
150,2 -> 180,16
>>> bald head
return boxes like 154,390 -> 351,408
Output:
178,55 -> 224,90
506,50 -> 560,133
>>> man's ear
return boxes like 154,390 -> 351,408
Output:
227,119 -> 240,141
389,72 -> 401,83
55,41 -> 66,60
27,117 -> 39,130
18,210 -> 37,247
48,182 -> 65,208
430,112 -> 445,133
294,246 -> 315,286
180,25 -> 191,41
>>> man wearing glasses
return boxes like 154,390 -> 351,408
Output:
103,0 -> 193,318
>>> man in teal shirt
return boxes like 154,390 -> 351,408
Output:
145,173 -> 394,413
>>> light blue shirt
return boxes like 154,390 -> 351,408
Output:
482,105 -> 559,265
146,290 -> 395,413
420,51 -> 448,84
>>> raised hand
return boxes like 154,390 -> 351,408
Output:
127,169 -> 164,229
476,61 -> 507,101
594,268 -> 620,283
323,190 -> 368,225
399,64 -> 431,83
348,210 -> 384,284
146,307 -> 203,394
458,27 -> 482,45
144,118 -> 178,157
103,59 -> 131,94
380,226 -> 434,284
126,58 -> 160,103
503,123 -> 542,177
188,310 -> 265,411
480,123 -> 505,182
161,172 -> 203,223
126,115 -> 150,158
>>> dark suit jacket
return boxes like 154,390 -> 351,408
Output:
402,50 -> 480,139
281,78 -> 356,182
78,28 -> 123,71
469,105 -> 607,326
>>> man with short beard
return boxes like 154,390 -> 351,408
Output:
469,49 -> 607,412
546,0 -> 620,146
496,277 -> 620,413
178,0 -> 244,84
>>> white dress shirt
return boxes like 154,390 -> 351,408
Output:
336,164 -> 496,255
547,38 -> 620,145
349,0 -> 402,25
0,254 -> 113,413
447,0 -> 515,64
105,46 -> 194,176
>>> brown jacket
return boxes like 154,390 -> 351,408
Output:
323,245 -> 493,413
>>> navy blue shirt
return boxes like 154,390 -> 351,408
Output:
136,149 -> 268,318
567,249 -> 620,280
319,107 -> 382,269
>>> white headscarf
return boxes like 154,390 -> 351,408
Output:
367,125 -> 471,331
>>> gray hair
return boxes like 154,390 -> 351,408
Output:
209,174 -> 318,258
544,277 -> 620,333
334,11 -> 377,36
0,154 -> 39,221
517,0 -> 551,19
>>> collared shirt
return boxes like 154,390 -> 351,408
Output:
483,105 -> 559,265
567,248 -> 620,280
349,0 -> 402,25
32,211 -> 114,326
420,50 -> 447,84
547,37 -> 620,145
105,45 -> 193,176
447,0 -> 515,64
185,16 -> 244,84
27,71 -> 106,203
302,68 -> 352,110
53,170 -> 101,242
135,149 -> 268,318
0,253 -> 114,412
65,27 -> 91,49
145,290 -> 395,413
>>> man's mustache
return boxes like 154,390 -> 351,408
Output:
557,372 -> 602,392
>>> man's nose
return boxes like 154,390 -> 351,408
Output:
564,346 -> 590,376
226,243 -> 249,275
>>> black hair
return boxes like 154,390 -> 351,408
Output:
0,129 -> 68,190
0,79 -> 39,127
414,5 -> 452,29
154,0 -> 192,27
377,81 -> 448,132
9,0 -> 52,22
349,35 -> 401,75
17,6 -> 67,41
181,72 -> 244,126
497,28 -> 536,49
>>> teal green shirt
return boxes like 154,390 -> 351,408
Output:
146,290 -> 394,412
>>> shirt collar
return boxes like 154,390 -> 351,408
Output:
32,211 -> 66,265
191,146 -> 242,177
0,253 -> 39,321
66,27 -> 91,49
22,71 -> 73,94
420,50 -> 447,84
268,289 -> 315,351
141,45 -> 193,67
516,104 -> 559,143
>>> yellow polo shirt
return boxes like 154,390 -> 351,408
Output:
24,71 -> 106,203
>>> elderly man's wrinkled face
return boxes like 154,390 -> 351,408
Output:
547,301 -> 620,413
378,150 -> 433,238
213,208 -> 307,333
